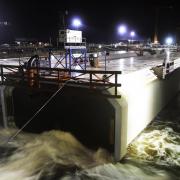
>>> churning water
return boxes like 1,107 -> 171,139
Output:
0,94 -> 180,179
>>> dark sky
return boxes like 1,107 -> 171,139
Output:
0,0 -> 180,43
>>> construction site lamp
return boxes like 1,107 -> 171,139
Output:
118,25 -> 127,35
165,37 -> 173,45
130,31 -> 135,37
72,18 -> 82,28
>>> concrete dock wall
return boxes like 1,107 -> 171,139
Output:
109,68 -> 180,161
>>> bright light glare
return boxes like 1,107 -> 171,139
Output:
93,53 -> 98,58
165,37 -> 173,45
72,18 -> 82,28
118,25 -> 127,35
130,31 -> 135,37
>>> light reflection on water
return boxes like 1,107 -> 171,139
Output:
0,94 -> 180,179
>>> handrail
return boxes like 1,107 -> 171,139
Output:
0,64 -> 121,97
0,64 -> 121,74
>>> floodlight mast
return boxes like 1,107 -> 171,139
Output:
72,18 -> 82,30
118,25 -> 127,35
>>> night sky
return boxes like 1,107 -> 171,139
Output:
0,0 -> 180,43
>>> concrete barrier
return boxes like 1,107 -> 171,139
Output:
108,67 -> 180,161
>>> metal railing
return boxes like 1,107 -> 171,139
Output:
0,65 -> 121,97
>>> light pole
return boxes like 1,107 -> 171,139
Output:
154,7 -> 159,44
130,31 -> 135,43
59,10 -> 68,29
153,6 -> 173,44
118,24 -> 128,51
105,51 -> 107,71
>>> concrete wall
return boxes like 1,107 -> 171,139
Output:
109,68 -> 180,161
12,87 -> 116,151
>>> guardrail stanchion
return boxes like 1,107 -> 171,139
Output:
115,73 -> 118,96
0,66 -> 4,85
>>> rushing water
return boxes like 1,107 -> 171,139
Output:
0,93 -> 180,180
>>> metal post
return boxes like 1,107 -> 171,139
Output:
90,73 -> 92,88
48,50 -> 52,68
65,50 -> 68,68
57,37 -> 59,48
69,48 -> 72,70
0,66 -> 4,84
126,42 -> 129,52
20,66 -> 25,83
0,86 -> 8,128
69,49 -> 72,77
36,67 -> 40,88
84,49 -> 87,70
105,51 -> 107,71
115,74 -> 118,96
